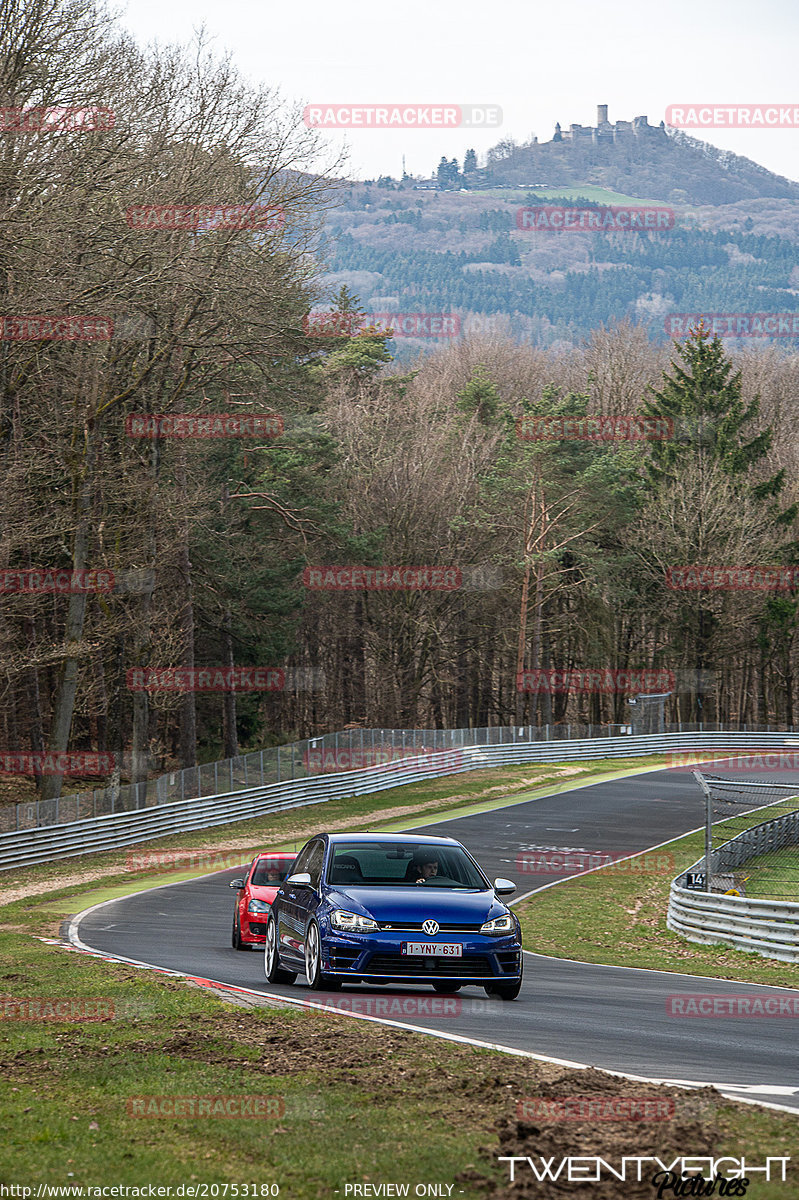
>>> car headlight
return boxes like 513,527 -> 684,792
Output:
330,909 -> 378,933
247,899 -> 270,915
480,913 -> 515,936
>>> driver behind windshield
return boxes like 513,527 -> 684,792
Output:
406,853 -> 439,883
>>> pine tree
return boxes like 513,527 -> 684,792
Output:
642,324 -> 796,525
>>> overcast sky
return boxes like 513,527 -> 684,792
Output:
117,0 -> 799,185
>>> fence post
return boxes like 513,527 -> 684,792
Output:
260,750 -> 264,786
214,761 -> 219,794
277,746 -> 281,784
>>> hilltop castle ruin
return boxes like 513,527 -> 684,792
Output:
551,104 -> 666,144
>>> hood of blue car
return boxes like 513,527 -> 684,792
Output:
326,886 -> 507,924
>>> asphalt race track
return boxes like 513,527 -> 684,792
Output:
72,763 -> 799,1111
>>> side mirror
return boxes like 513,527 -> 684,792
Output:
229,878 -> 245,889
285,872 -> 312,887
494,877 -> 516,897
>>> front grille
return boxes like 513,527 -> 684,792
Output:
377,922 -> 483,933
365,954 -> 493,978
248,922 -> 268,936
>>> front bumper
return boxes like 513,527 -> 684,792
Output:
320,931 -> 522,983
241,915 -> 269,942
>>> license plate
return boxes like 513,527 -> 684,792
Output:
401,942 -> 462,957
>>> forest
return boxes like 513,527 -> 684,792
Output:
3,0 -> 799,802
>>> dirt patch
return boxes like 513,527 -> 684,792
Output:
0,1005 -> 724,1196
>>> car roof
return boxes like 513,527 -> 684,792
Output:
325,832 -> 459,846
253,851 -> 296,860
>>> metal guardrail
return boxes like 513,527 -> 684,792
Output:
668,809 -> 799,963
5,719 -> 794,834
3,723 -> 635,833
2,730 -> 798,873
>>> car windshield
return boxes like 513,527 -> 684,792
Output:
327,842 -> 488,889
251,859 -> 294,886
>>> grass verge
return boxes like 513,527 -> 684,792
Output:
0,930 -> 797,1197
517,823 -> 799,987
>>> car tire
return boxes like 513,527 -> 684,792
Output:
304,919 -> 341,991
484,970 -> 523,1001
432,981 -> 462,993
265,915 -> 297,985
232,911 -> 245,951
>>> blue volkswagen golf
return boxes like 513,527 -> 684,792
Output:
264,832 -> 523,1000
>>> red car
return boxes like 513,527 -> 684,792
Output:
230,852 -> 297,950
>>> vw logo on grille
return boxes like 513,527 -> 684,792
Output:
422,919 -> 439,937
